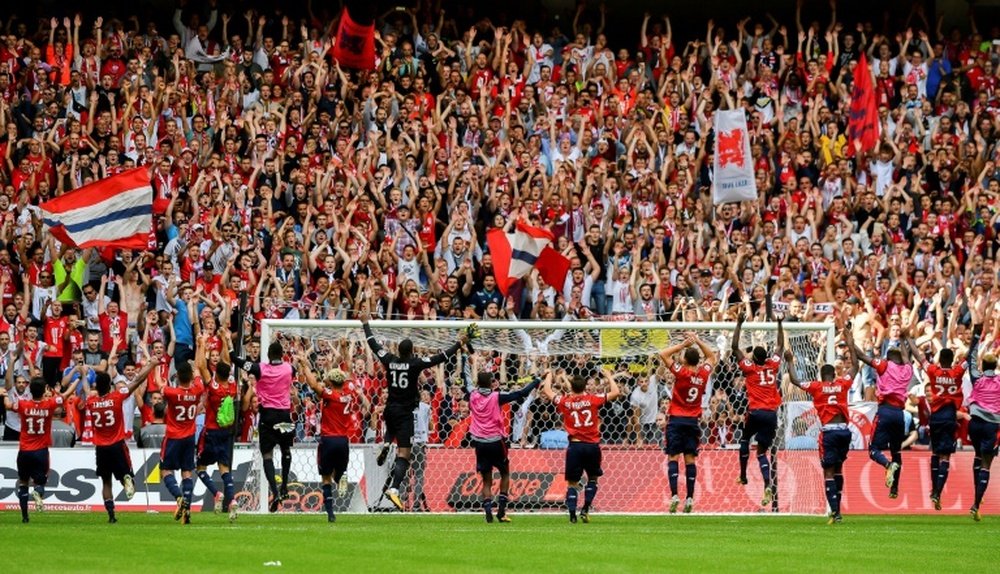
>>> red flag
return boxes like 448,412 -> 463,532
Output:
332,7 -> 376,70
486,222 -> 570,296
848,54 -> 880,157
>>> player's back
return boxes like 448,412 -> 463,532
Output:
668,362 -> 711,418
926,364 -> 966,412
801,378 -> 851,424
204,379 -> 238,430
382,354 -> 424,408
739,357 -> 782,410
320,388 -> 354,437
555,392 -> 606,443
164,380 -> 205,439
17,397 -> 59,451
88,389 -> 129,446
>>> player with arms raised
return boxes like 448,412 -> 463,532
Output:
361,313 -> 468,510
86,362 -> 155,523
160,362 -> 206,524
731,313 -> 785,507
2,377 -> 73,523
851,334 -> 913,498
909,341 -> 966,510
469,368 -> 540,523
541,367 -> 620,523
966,321 -> 1000,521
784,328 -> 856,524
659,333 -> 717,513
194,333 -> 239,521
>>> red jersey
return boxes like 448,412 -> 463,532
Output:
98,311 -> 128,353
163,380 -> 206,439
87,387 -> 131,446
738,356 -> 783,411
17,397 -> 62,451
43,316 -> 69,358
554,393 -> 607,443
668,362 -> 712,418
203,379 -> 238,431
925,364 -> 966,413
319,387 -> 355,438
800,378 -> 852,425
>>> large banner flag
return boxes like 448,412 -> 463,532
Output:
712,110 -> 757,204
486,221 -> 570,295
848,53 -> 880,156
332,0 -> 377,70
40,167 -> 153,249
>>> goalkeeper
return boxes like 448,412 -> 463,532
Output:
361,313 -> 470,510
469,367 -> 540,523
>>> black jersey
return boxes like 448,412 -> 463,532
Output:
363,323 -> 462,409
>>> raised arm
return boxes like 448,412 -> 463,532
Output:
498,376 -> 540,406
691,332 -> 718,370
731,313 -> 746,362
775,314 -> 785,360
539,369 -> 556,401
783,349 -> 803,388
658,336 -> 691,368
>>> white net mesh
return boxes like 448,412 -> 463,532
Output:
239,320 -> 835,514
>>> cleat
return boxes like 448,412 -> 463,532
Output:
181,509 -> 191,525
338,474 -> 349,497
683,498 -> 694,514
761,486 -> 773,507
669,495 -> 680,514
580,511 -> 590,523
569,511 -> 577,524
827,513 -> 835,525
328,513 -> 337,523
109,516 -> 118,524
497,515 -> 511,523
885,462 -> 900,488
737,477 -> 748,485
376,444 -> 391,466
385,488 -> 404,511
22,517 -> 28,524
32,491 -> 44,512
279,485 -> 289,500
229,505 -> 239,523
888,491 -> 898,499
269,494 -> 281,513
930,492 -> 941,511
971,507 -> 982,522
485,511 -> 494,524
123,476 -> 135,500
174,497 -> 185,521
213,492 -> 224,514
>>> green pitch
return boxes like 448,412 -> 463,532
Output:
10,513 -> 997,573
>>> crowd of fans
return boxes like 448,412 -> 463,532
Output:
0,0 -> 998,457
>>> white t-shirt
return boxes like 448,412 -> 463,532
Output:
629,381 -> 659,425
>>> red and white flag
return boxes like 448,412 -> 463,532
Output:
712,109 -> 758,205
486,222 -> 570,295
40,167 -> 153,249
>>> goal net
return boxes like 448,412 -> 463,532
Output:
238,319 -> 836,515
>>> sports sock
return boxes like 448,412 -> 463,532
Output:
18,486 -> 28,520
280,449 -> 292,490
973,457 -> 982,493
583,481 -> 598,510
757,454 -> 771,486
738,441 -> 750,481
566,486 -> 578,514
322,483 -> 334,518
975,469 -> 991,507
824,478 -> 839,515
221,472 -> 235,509
390,456 -> 410,490
104,498 -> 116,520
262,458 -> 279,496
835,473 -> 844,495
197,470 -> 219,496
890,453 -> 902,492
667,460 -> 679,496
498,492 -> 509,517
868,447 -> 889,467
163,474 -> 182,498
181,478 -> 194,507
685,464 -> 697,499
930,455 -> 940,492
483,497 -> 494,519
937,460 -> 950,495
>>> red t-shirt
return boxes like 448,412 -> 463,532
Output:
163,380 -> 205,439
98,311 -> 128,353
88,387 -> 131,446
925,364 -> 966,413
738,356 -> 783,411
203,379 -> 238,431
320,387 -> 354,438
43,316 -> 69,358
800,378 -> 852,425
668,362 -> 712,418
17,397 -> 62,450
554,393 -> 606,443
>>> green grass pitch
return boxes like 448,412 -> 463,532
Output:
10,512 -> 997,573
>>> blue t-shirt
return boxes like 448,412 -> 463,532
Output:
173,299 -> 194,346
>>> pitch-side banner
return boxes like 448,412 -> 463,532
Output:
712,110 -> 758,204
784,401 -> 878,449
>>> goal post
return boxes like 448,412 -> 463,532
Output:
240,319 -> 837,515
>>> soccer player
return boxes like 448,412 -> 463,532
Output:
85,362 -> 155,523
361,313 -> 467,511
1,377 -> 73,523
235,339 -> 296,512
469,370 -> 539,523
851,336 -> 913,498
160,361 -> 206,524
659,333 -> 717,514
966,326 -> 1000,521
731,313 -> 784,507
194,333 -> 239,521
541,367 -> 620,523
909,342 -> 965,510
298,353 -> 353,523
784,332 -> 856,524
